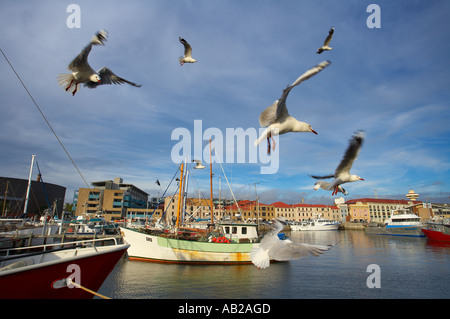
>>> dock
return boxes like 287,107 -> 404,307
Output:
339,222 -> 367,230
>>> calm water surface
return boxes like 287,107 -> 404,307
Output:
98,230 -> 449,299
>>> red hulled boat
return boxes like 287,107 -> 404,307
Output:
422,220 -> 450,242
0,237 -> 129,299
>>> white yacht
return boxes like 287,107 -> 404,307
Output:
366,208 -> 425,237
290,215 -> 340,231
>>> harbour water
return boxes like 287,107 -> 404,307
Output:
97,230 -> 449,299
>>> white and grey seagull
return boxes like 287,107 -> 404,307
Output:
178,37 -> 197,66
254,61 -> 331,154
317,26 -> 334,54
310,130 -> 365,196
58,30 -> 141,96
251,218 -> 334,269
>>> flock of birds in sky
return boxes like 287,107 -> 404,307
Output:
57,26 -> 364,198
56,27 -> 364,268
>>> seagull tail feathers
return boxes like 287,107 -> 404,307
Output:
57,73 -> 75,89
250,247 -> 270,269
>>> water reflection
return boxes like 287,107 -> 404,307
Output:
99,230 -> 450,299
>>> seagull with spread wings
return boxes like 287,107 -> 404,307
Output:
178,37 -> 197,66
254,61 -> 331,154
58,30 -> 141,96
317,26 -> 334,54
251,218 -> 334,269
310,131 -> 365,196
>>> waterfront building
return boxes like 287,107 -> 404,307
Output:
272,201 -> 296,220
345,198 -> 423,223
334,197 -> 348,222
73,177 -> 156,222
429,203 -> 450,219
224,200 -> 275,222
163,195 -> 216,224
0,176 -> 66,218
293,203 -> 341,222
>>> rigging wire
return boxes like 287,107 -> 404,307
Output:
0,48 -> 89,187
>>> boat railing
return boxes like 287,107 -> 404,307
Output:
0,237 -> 120,262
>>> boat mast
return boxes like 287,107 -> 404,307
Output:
209,139 -> 213,225
23,154 -> 36,218
2,180 -> 9,217
175,162 -> 184,231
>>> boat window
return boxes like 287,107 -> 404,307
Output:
242,227 -> 247,235
224,226 -> 230,234
232,227 -> 237,234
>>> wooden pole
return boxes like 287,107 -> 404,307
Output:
176,163 -> 184,230
209,139 -> 213,225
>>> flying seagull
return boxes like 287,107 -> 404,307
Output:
250,218 -> 334,269
58,30 -> 141,96
178,37 -> 197,66
317,26 -> 334,54
314,181 -> 349,196
310,130 -> 365,196
254,61 -> 331,154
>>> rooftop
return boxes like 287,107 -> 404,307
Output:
345,198 -> 422,205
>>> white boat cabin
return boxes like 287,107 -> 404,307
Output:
219,223 -> 258,241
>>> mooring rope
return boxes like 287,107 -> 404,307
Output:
67,278 -> 111,299
0,48 -> 89,188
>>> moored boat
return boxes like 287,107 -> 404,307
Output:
422,219 -> 450,242
365,208 -> 425,237
290,215 -> 340,231
120,223 -> 259,265
0,237 -> 129,298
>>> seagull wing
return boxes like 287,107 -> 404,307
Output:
258,99 -> 288,127
68,30 -> 108,72
68,43 -> 93,72
179,37 -> 193,58
314,181 -> 332,190
270,241 -> 332,261
258,61 -> 330,127
310,174 -> 335,180
334,130 -> 365,175
84,67 -> 142,88
287,60 -> 331,92
324,27 -> 334,46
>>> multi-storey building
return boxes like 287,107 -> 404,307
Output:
293,203 -> 340,222
345,198 -> 423,223
224,200 -> 275,222
73,177 -> 155,221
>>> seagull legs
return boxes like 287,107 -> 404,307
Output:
332,186 -> 338,196
266,132 -> 276,155
65,80 -> 74,92
72,82 -> 79,96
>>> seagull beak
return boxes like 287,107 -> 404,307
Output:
360,178 -> 365,181
311,129 -> 318,135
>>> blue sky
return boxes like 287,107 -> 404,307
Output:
1,1 -> 449,206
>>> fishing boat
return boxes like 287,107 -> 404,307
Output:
121,223 -> 258,264
365,208 -> 425,237
0,237 -> 129,299
422,218 -> 450,242
290,215 -> 340,231
121,140 -> 263,265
